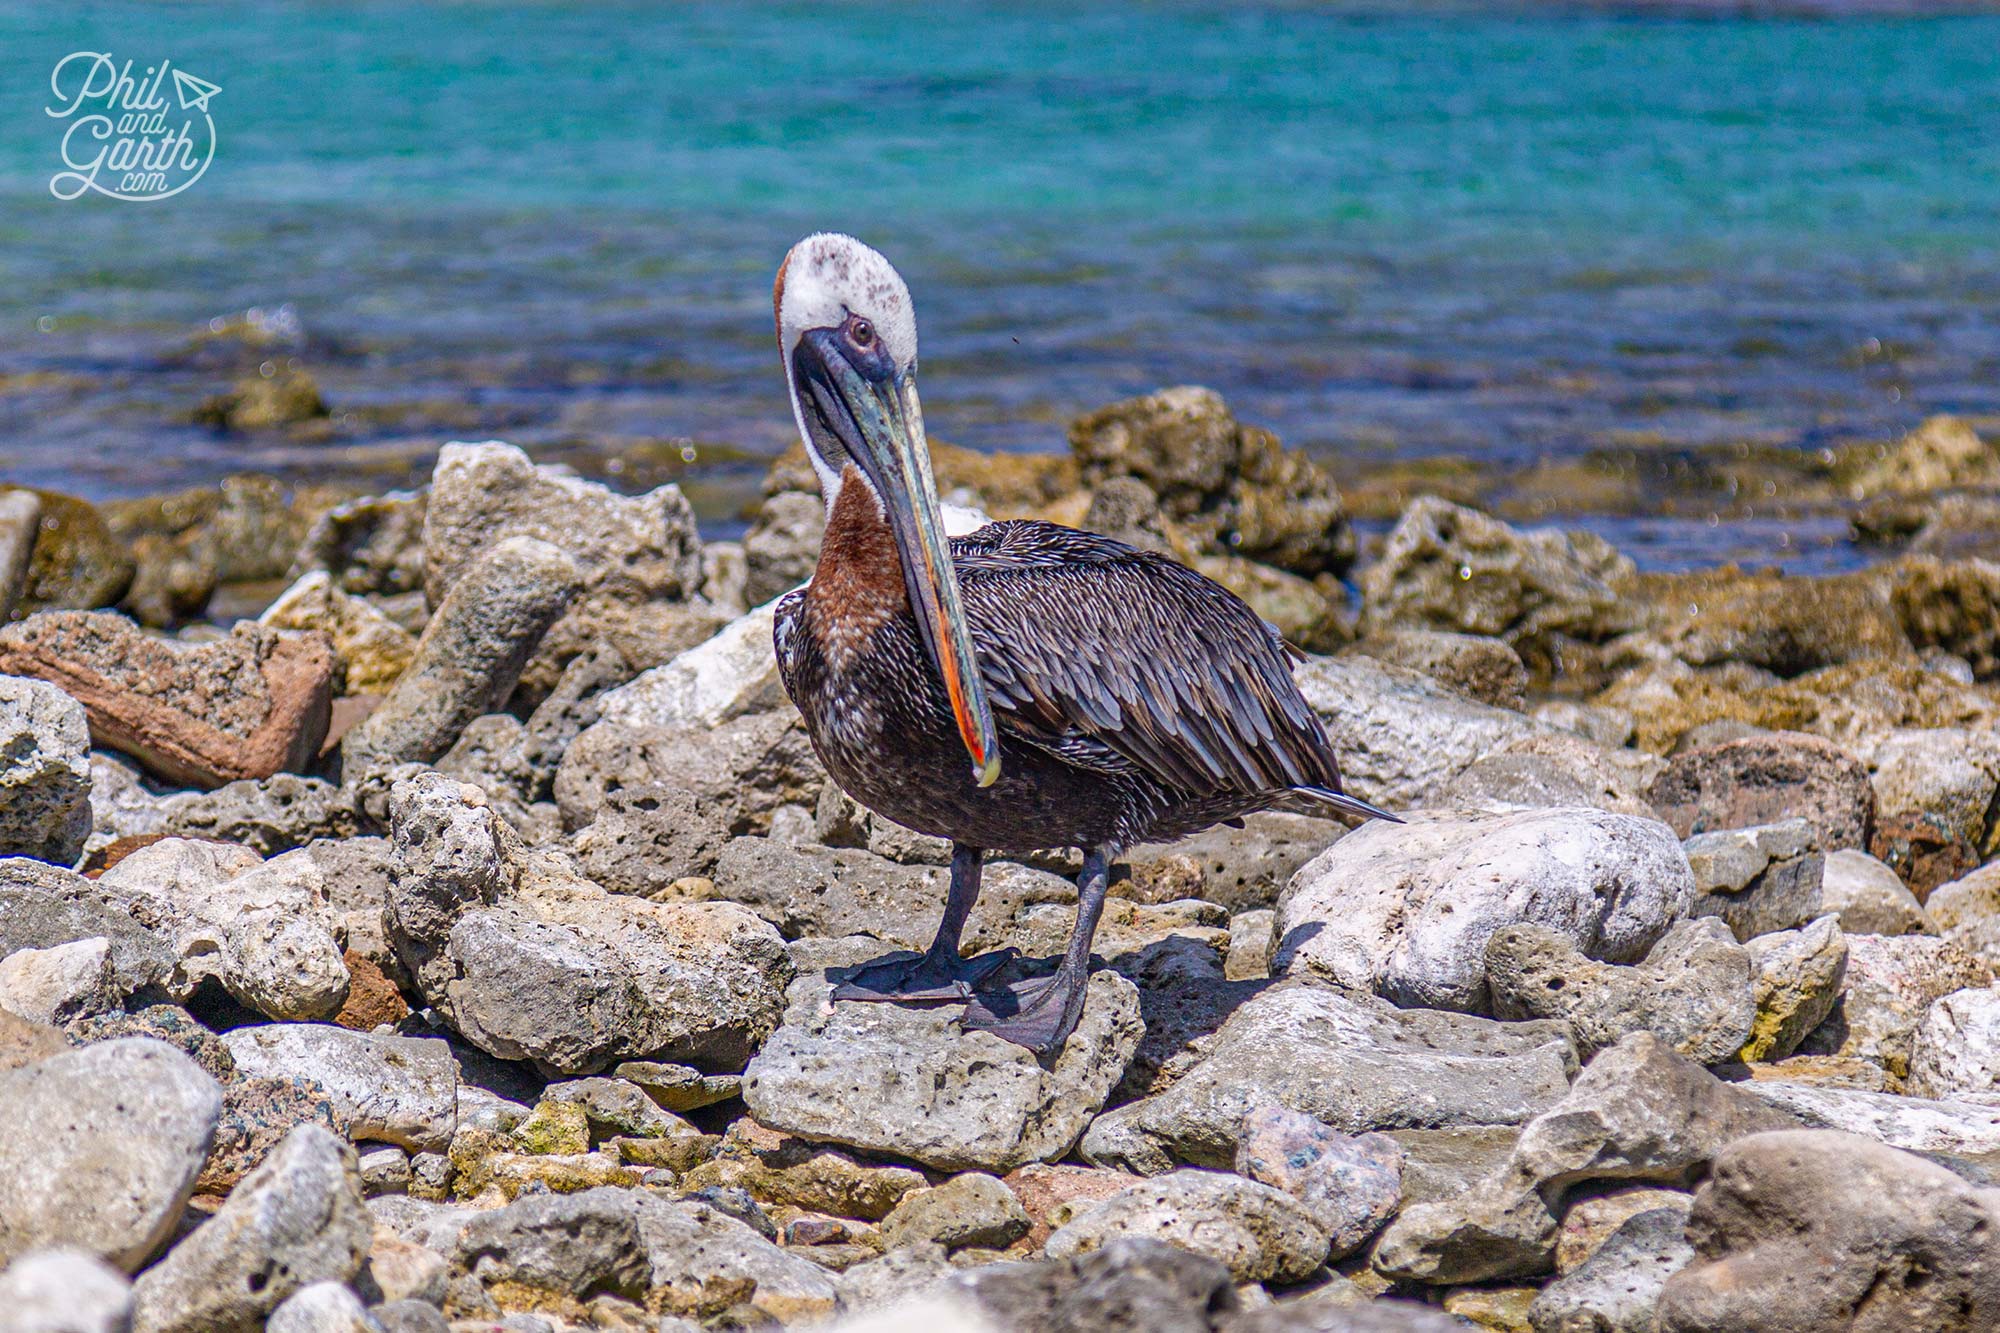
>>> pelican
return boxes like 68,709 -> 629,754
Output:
770,233 -> 1394,1053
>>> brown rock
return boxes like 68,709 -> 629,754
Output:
0,1008 -> 68,1071
1648,732 -> 1875,850
17,490 -> 135,615
0,612 -> 333,789
1003,1163 -> 1139,1249
1869,812 -> 1980,901
333,952 -> 410,1031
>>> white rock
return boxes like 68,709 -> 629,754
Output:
0,1038 -> 222,1272
0,675 -> 91,865
0,936 -> 118,1024
1044,1169 -> 1329,1284
264,1281 -> 378,1333
1741,1079 -> 2000,1161
1869,727 -> 2000,846
0,1248 -> 134,1333
1909,986 -> 2000,1101
223,1025 -> 457,1153
590,600 -> 786,734
1274,807 -> 1694,1012
1820,848 -> 1929,936
98,839 -> 349,1021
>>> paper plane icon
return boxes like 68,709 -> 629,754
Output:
171,68 -> 220,113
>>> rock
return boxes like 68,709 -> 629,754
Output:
571,783 -> 731,898
291,489 -> 426,598
1535,699 -> 1636,748
0,491 -> 43,622
448,1185 -> 837,1325
0,676 -> 91,864
1930,863 -> 2000,968
1069,386 -> 1352,577
1819,847 -> 1929,935
265,1282 -> 378,1333
1848,414 -> 2000,497
709,837 -> 1071,949
1233,1106 -> 1403,1258
0,1038 -> 221,1271
1647,733 -> 1875,851
199,1076 -> 343,1194
1436,732 -> 1661,818
1003,1163 -> 1140,1249
588,600 -> 788,736
344,537 -> 581,770
422,442 -> 704,700
261,572 -> 417,695
1682,819 -> 1825,940
555,710 -> 826,836
1045,1170 -> 1329,1284
1371,1034 -> 1795,1285
386,773 -> 791,1074
1868,810 -> 1980,902
742,490 -> 824,606
0,936 -> 118,1024
222,1025 -> 456,1153
0,1008 -> 67,1071
1290,652 -> 1551,810
680,1120 -> 923,1221
610,1060 -> 740,1112
1741,917 -> 1849,1063
944,1237 -> 1240,1332
1132,812 -> 1347,914
194,367 -> 327,432
1553,1187 -> 1692,1274
1357,497 -> 1638,675
1530,1205 -> 1694,1333
16,490 -> 134,616
132,1125 -> 370,1333
1486,917 -> 1755,1065
156,775 -> 360,857
0,1248 -> 135,1333
881,1174 -> 1031,1251
1346,629 -> 1527,709
100,840 -> 350,1021
1657,1129 -> 2000,1332
1799,933 -> 1991,1078
1735,1079 -> 2000,1162
1225,910 -> 1275,980
1081,981 -> 1574,1175
0,859 -> 172,997
0,614 -> 333,789
1274,808 -> 1693,1013
1869,726 -> 2000,853
1648,570 -> 1912,678
1009,897 -> 1229,970
742,970 -> 1142,1173
1907,985 -> 2000,1101
357,1144 -> 412,1196
1890,554 -> 2000,681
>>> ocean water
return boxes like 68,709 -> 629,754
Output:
1,1 -> 1996,570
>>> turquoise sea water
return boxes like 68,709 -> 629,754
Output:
0,2 -> 1996,568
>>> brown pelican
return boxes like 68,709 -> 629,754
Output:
770,233 -> 1394,1053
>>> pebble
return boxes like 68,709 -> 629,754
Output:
0,1038 -> 222,1272
1275,807 -> 1694,1013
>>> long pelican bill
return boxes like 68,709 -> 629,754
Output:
794,329 -> 1002,786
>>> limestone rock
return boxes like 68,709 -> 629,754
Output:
1928,862 -> 2000,968
743,970 -> 1142,1173
1345,629 -> 1528,709
1819,847 -> 1929,935
132,1125 -> 370,1333
1741,916 -> 1849,1063
1736,1079 -> 2000,1162
1848,414 -> 2000,497
1233,1105 -> 1403,1258
0,936 -> 119,1024
1869,726 -> 2000,852
1486,917 -> 1755,1065
1657,1129 -> 2000,1332
0,676 -> 91,864
680,1120 -> 923,1221
1275,807 -> 1693,1013
0,858 -> 172,998
1045,1169 -> 1330,1284
0,1248 -> 135,1333
1081,980 -> 1574,1176
1648,733 -> 1874,851
570,783 -> 730,897
260,571 -> 417,695
0,614 -> 333,789
222,1025 -> 456,1153
1907,985 -> 2000,1101
1799,932 -> 1991,1078
880,1173 -> 1031,1252
264,1282 -> 377,1333
1682,819 -> 1825,940
555,710 -> 826,836
1530,1204 -> 1693,1333
0,1038 -> 221,1272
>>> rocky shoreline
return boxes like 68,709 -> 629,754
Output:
2,389 -> 2000,1332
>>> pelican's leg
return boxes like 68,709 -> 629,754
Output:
830,843 -> 1014,1003
962,844 -> 1115,1054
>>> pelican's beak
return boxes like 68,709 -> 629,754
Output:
793,329 -> 1001,786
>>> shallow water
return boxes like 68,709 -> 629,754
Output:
1,1 -> 1995,570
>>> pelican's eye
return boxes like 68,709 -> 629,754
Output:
848,317 -> 875,350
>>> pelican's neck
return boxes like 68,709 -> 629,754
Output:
806,464 -> 907,656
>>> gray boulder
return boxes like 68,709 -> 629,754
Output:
1530,1204 -> 1694,1333
0,1039 -> 220,1272
1682,819 -> 1825,940
1819,848 -> 1929,936
1081,980 -> 1574,1175
1799,932 -> 1992,1079
265,1282 -> 379,1333
1275,807 -> 1693,1013
554,710 -> 826,836
743,970 -> 1142,1173
0,858 -> 171,998
0,676 -> 91,865
1907,985 -> 2000,1102
1044,1169 -> 1329,1284
132,1125 -> 370,1333
221,1025 -> 456,1153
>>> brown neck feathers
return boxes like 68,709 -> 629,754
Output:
807,464 -> 907,651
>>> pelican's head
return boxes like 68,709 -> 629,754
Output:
775,233 -> 999,787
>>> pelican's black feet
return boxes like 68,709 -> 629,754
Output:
961,967 -> 1089,1055
830,948 -> 1017,1005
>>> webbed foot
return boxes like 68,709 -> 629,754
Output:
830,948 -> 1017,1004
960,967 -> 1089,1055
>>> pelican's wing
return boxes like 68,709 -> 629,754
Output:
952,521 -> 1339,797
